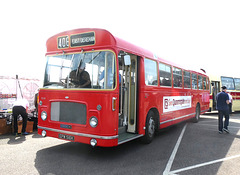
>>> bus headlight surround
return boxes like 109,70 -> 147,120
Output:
90,116 -> 98,128
41,111 -> 47,121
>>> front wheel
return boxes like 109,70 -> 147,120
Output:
142,111 -> 155,144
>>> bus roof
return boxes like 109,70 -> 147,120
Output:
46,28 -> 207,76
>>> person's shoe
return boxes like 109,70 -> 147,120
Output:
14,133 -> 19,137
218,130 -> 223,134
21,132 -> 29,135
223,128 -> 229,133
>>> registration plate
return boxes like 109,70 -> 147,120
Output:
59,133 -> 75,141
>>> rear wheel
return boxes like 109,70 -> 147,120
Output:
193,104 -> 200,123
142,111 -> 155,144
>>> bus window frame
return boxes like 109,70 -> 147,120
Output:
44,49 -> 118,90
206,77 -> 210,90
183,70 -> 191,89
173,67 -> 183,88
192,73 -> 198,90
221,76 -> 235,90
198,75 -> 203,90
159,62 -> 172,88
144,58 -> 158,86
234,78 -> 240,90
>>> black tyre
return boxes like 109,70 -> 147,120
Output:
142,110 -> 155,144
193,104 -> 200,123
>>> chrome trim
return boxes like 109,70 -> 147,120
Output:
160,112 -> 196,125
38,126 -> 118,140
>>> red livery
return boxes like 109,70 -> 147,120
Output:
38,28 -> 210,147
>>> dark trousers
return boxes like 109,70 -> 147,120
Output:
13,106 -> 28,133
218,110 -> 229,131
229,103 -> 232,114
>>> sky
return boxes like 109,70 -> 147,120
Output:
1,0 -> 240,82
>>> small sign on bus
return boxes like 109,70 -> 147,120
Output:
58,35 -> 69,49
70,32 -> 95,47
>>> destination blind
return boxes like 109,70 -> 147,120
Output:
70,32 -> 95,47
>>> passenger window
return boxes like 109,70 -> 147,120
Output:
144,58 -> 158,86
203,77 -> 207,90
198,75 -> 203,90
184,71 -> 191,89
234,78 -> 240,90
192,73 -> 198,89
159,63 -> 172,87
221,76 -> 235,90
173,67 -> 182,88
206,78 -> 210,90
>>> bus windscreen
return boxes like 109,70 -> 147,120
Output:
44,51 -> 116,89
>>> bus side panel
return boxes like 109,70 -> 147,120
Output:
232,92 -> 240,111
201,91 -> 210,113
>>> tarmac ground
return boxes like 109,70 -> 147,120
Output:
0,112 -> 240,175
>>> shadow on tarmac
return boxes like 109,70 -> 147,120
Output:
34,112 -> 240,175
3,130 -> 42,145
34,125 -> 183,175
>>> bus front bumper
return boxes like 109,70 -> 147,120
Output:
38,126 -> 119,147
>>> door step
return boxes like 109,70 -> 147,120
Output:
118,132 -> 143,145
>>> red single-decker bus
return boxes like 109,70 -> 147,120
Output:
38,28 -> 210,147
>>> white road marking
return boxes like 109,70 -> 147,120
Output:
162,119 -> 240,175
169,154 -> 240,174
163,123 -> 187,175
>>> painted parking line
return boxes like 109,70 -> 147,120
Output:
163,118 -> 240,175
163,123 -> 187,175
169,154 -> 240,174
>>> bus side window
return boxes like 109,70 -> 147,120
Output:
184,71 -> 191,88
159,62 -> 172,87
144,58 -> 158,86
203,77 -> 207,90
173,67 -> 182,88
192,73 -> 198,89
198,75 -> 203,90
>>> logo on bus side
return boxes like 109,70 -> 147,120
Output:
163,96 -> 192,113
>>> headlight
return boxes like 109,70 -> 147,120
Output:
90,139 -> 97,147
41,111 -> 47,121
42,130 -> 47,137
90,116 -> 98,128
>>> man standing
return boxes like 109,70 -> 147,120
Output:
13,98 -> 29,136
216,86 -> 230,134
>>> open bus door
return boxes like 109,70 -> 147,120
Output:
118,53 -> 141,144
211,81 -> 220,110
125,55 -> 137,133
